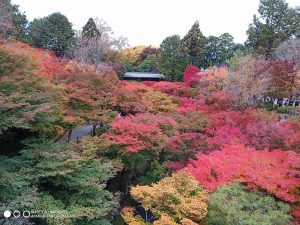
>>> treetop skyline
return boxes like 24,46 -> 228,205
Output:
11,0 -> 300,46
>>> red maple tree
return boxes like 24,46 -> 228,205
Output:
106,113 -> 178,153
183,64 -> 201,86
186,144 -> 300,203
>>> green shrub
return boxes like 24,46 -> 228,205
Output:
277,106 -> 296,114
206,183 -> 292,225
256,102 -> 273,111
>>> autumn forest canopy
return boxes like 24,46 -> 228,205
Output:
0,0 -> 300,224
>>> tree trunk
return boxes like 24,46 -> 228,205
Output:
67,129 -> 72,142
266,37 -> 273,60
92,124 -> 96,136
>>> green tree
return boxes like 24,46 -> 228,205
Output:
159,35 -> 189,81
82,18 -> 101,38
27,12 -> 75,57
136,46 -> 159,65
0,138 -> 122,225
124,62 -> 134,72
204,33 -> 236,67
182,21 -> 206,67
206,183 -> 292,225
246,0 -> 300,58
136,54 -> 159,72
0,50 -> 65,149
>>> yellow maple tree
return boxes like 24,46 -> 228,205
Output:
130,172 -> 208,224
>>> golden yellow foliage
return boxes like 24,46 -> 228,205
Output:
120,45 -> 147,64
121,207 -> 146,225
130,172 -> 208,224
141,90 -> 178,114
180,218 -> 199,225
153,214 -> 178,225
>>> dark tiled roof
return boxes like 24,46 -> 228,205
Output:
124,72 -> 166,79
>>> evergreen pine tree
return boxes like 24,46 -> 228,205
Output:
182,21 -> 206,67
246,0 -> 300,59
159,35 -> 189,81
82,18 -> 101,38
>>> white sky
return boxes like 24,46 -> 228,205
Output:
12,0 -> 299,47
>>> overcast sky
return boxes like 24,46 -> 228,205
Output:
12,0 -> 299,47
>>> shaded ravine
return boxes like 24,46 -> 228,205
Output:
58,124 -> 143,224
58,124 -> 98,143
